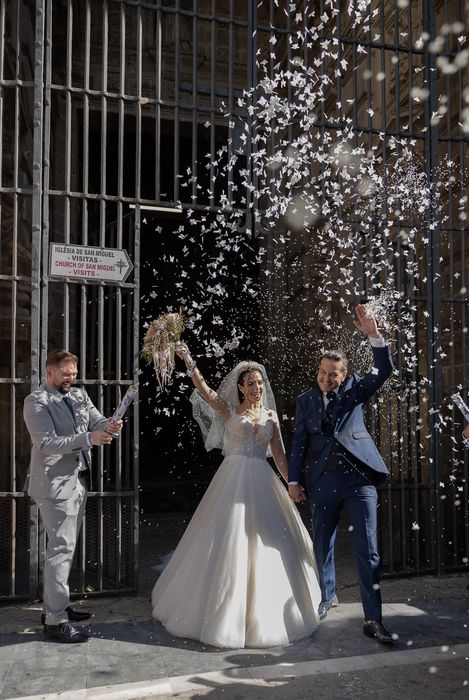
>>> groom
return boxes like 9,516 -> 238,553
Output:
288,304 -> 394,643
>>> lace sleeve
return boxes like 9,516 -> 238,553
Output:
189,390 -> 232,453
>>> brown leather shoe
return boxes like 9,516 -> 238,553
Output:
43,621 -> 89,643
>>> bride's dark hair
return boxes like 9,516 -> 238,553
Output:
237,365 -> 263,403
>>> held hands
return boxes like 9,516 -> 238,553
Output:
289,484 -> 307,504
353,303 -> 380,338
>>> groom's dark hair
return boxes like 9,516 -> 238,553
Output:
320,350 -> 348,370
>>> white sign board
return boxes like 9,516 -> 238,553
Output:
49,243 -> 133,283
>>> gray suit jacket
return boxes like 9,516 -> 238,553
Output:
23,383 -> 108,500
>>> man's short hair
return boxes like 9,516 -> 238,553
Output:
46,350 -> 78,367
320,350 -> 348,371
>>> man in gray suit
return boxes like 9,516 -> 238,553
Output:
23,350 -> 122,643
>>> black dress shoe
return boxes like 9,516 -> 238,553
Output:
66,606 -> 92,622
363,620 -> 393,644
43,621 -> 89,643
41,606 -> 91,625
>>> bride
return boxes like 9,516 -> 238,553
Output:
151,343 -> 321,648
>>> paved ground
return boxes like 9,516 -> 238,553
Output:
0,514 -> 468,699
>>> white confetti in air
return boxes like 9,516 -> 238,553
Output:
139,0 -> 467,455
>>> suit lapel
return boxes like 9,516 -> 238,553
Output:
45,384 -> 78,431
308,389 -> 323,422
335,377 -> 353,431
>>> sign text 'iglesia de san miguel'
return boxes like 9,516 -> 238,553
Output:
49,243 -> 133,283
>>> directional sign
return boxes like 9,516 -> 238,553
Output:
49,243 -> 133,283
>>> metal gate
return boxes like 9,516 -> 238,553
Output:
254,0 -> 468,576
0,0 -> 140,600
0,0 -> 467,602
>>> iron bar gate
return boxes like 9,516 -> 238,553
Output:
0,0 -> 467,602
0,0 -> 141,601
251,0 -> 468,577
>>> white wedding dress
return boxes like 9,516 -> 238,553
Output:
151,406 -> 321,648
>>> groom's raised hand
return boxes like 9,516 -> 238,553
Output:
353,304 -> 380,338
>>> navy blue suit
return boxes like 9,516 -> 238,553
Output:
289,344 -> 393,621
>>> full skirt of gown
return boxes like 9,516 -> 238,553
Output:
151,453 -> 321,648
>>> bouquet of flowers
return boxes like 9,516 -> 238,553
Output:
141,312 -> 186,390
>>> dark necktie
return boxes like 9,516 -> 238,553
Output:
325,391 -> 337,423
324,391 -> 340,470
63,394 -> 75,418
63,393 -> 89,472
321,390 -> 338,437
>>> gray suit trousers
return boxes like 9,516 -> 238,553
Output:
36,478 -> 87,625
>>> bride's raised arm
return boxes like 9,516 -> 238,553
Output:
175,342 -> 231,420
